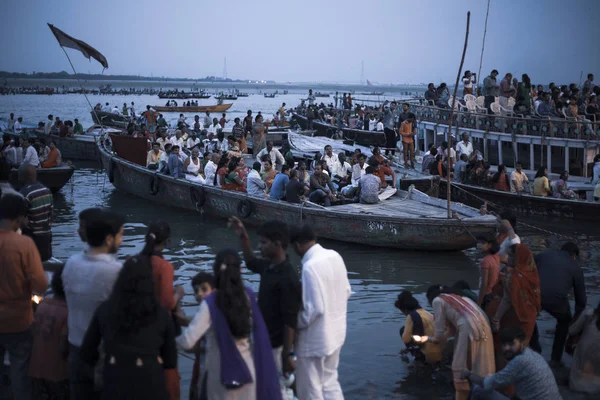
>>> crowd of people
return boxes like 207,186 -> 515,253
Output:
395,211 -> 599,399
425,70 -> 600,123
0,187 -> 351,399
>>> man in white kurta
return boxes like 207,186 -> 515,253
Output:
291,225 -> 351,400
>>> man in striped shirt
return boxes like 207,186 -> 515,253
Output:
18,164 -> 53,261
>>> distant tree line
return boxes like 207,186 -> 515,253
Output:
0,71 -> 247,82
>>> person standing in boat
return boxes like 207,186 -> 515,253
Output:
381,101 -> 398,156
143,105 -> 157,132
307,89 -> 316,106
593,154 -> 600,201
44,114 -> 53,135
203,112 -> 211,129
399,113 -> 416,169
73,118 -> 84,134
122,103 -> 129,116
462,70 -> 476,97
483,70 -> 500,114
252,114 -> 266,158
532,166 -> 552,197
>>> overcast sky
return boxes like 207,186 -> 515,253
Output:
1,0 -> 598,84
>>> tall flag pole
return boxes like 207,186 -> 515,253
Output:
47,23 -> 108,132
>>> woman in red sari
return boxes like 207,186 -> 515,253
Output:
492,243 -> 541,344
141,221 -> 185,400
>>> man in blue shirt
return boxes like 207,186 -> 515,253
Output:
167,145 -> 184,178
464,327 -> 562,400
269,165 -> 290,200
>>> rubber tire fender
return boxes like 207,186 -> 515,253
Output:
237,199 -> 254,219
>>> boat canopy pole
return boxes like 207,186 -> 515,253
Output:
447,11 -> 472,218
476,0 -> 491,93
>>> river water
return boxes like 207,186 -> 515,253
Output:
2,90 -> 600,399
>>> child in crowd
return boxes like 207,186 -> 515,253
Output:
188,272 -> 214,400
29,266 -> 69,399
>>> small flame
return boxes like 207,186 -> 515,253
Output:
412,335 -> 429,343
31,295 -> 43,304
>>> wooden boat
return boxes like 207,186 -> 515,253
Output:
91,111 -> 130,127
216,94 -> 238,101
98,134 -> 496,251
10,164 -> 75,193
151,103 -> 233,113
237,93 -> 249,97
399,176 -> 600,222
314,92 -> 330,98
264,93 -> 277,98
292,113 -> 386,147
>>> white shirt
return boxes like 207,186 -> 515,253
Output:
186,137 -> 201,149
256,148 -> 285,167
23,146 -> 40,166
376,121 -> 384,131
6,118 -> 15,131
368,119 -> 377,131
13,121 -> 22,132
62,251 -> 122,346
322,153 -> 339,172
156,137 -> 168,151
510,170 -> 529,192
215,139 -> 228,153
129,105 -> 136,116
297,244 -> 351,358
331,160 -> 351,179
204,160 -> 217,186
170,137 -> 184,149
247,169 -> 266,196
45,120 -> 52,135
498,234 -> 521,259
112,107 -> 121,115
351,162 -> 367,187
456,141 -> 473,158
102,105 -> 111,112
207,123 -> 220,135
463,77 -> 473,89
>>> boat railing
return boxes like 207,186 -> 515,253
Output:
408,102 -> 600,141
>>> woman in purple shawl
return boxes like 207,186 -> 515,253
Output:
176,249 -> 281,400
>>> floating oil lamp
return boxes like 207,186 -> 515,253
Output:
32,295 -> 43,304
412,335 -> 429,343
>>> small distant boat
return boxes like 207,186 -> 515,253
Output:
237,92 -> 249,97
151,103 -> 233,113
158,91 -> 210,99
291,113 -> 386,147
216,94 -> 238,101
314,92 -> 330,98
264,93 -> 277,98
10,164 -> 74,193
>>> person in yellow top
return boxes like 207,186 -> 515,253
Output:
278,102 -> 287,126
532,166 -> 552,196
399,113 -> 416,169
395,290 -> 442,364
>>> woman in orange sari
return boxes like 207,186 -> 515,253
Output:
492,243 -> 541,344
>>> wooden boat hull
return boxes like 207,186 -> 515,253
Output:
99,139 -> 495,251
400,177 -> 600,222
7,129 -> 100,161
151,104 -> 233,113
10,165 -> 74,193
292,114 -> 386,147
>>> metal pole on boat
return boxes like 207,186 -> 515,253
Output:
57,46 -> 106,135
476,0 -> 491,95
447,12 -> 471,218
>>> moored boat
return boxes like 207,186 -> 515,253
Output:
399,176 -> 600,222
151,103 -> 233,113
10,164 -> 75,193
292,113 -> 386,147
99,134 -> 496,251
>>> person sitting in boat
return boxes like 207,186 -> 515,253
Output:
285,169 -> 309,204
167,145 -> 185,179
294,161 -> 310,187
208,118 -> 220,136
222,158 -> 246,192
112,105 -> 121,115
215,132 -> 228,154
430,154 -> 448,178
491,165 -> 510,191
260,157 -> 277,191
214,155 -> 230,187
159,143 -> 172,174
186,133 -> 201,151
532,166 -> 552,197
146,142 -> 164,170
341,153 -> 367,198
41,141 -> 62,168
256,141 -> 285,171
553,171 -> 577,199
331,152 -> 352,190
395,290 -> 442,364
354,116 -> 364,130
510,162 -> 529,193
35,140 -> 50,164
309,162 -> 337,207
357,166 -> 381,204
247,161 -> 267,197
269,165 -> 291,201
421,146 -> 438,174
226,136 -> 241,159
371,147 -> 397,189
184,148 -> 205,184
170,130 -> 185,149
